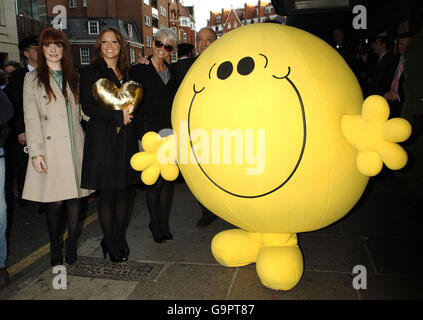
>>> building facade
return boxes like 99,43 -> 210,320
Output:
46,0 -> 144,68
0,0 -> 20,67
177,1 -> 195,48
208,1 -> 280,37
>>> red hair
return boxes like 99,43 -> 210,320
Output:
37,27 -> 79,104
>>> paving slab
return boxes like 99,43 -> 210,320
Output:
8,269 -> 138,300
228,268 -> 359,300
128,263 -> 236,300
298,234 -> 375,274
364,236 -> 423,276
357,275 -> 423,300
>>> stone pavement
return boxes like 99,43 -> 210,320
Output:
0,174 -> 422,300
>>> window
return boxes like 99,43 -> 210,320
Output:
80,48 -> 90,65
88,21 -> 99,34
69,0 -> 77,8
265,6 -> 272,14
216,16 -> 221,24
183,33 -> 187,43
83,0 -> 87,8
146,36 -> 151,47
144,0 -> 150,5
130,48 -> 136,64
234,22 -> 237,28
144,15 -> 151,26
160,6 -> 166,17
128,24 -> 133,38
227,23 -> 231,29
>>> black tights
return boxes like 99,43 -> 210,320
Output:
98,186 -> 136,257
146,178 -> 175,240
45,198 -> 81,261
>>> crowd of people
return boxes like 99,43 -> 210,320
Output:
0,25 -> 219,286
1,21 -> 422,288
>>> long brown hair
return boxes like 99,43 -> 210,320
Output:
91,26 -> 131,79
37,27 -> 79,104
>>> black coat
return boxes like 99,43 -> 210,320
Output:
130,56 -> 177,134
368,52 -> 396,96
4,66 -> 29,135
80,61 -> 141,190
173,56 -> 196,87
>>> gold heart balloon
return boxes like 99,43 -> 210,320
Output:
92,78 -> 143,133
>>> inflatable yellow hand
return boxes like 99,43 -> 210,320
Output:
342,95 -> 412,176
130,131 -> 179,185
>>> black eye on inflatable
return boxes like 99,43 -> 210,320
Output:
217,61 -> 233,80
237,57 -> 255,76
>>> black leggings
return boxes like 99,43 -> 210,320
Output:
98,186 -> 136,257
45,198 -> 81,261
146,178 -> 175,240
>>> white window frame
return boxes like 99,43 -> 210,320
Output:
146,36 -> 151,47
130,48 -> 136,64
265,6 -> 272,14
183,33 -> 187,43
216,16 -> 221,24
128,24 -> 133,38
160,6 -> 166,17
234,22 -> 237,28
144,15 -> 151,27
144,0 -> 150,5
227,23 -> 231,29
69,0 -> 77,8
88,21 -> 99,35
80,47 -> 90,65
83,0 -> 87,7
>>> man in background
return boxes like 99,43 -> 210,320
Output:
4,36 -> 38,208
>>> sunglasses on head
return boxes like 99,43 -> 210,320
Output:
154,40 -> 174,52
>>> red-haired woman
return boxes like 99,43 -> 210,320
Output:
79,26 -> 140,262
22,27 -> 93,266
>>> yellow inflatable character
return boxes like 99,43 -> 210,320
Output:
131,24 -> 411,290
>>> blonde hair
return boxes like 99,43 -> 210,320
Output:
154,28 -> 178,48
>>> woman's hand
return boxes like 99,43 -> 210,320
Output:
123,105 -> 134,125
32,155 -> 48,174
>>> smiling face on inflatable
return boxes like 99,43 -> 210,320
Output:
172,24 -> 369,233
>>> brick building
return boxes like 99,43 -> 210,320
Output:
208,1 -> 280,37
46,0 -> 144,68
177,2 -> 195,47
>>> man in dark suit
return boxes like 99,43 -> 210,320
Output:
368,36 -> 396,96
4,36 -> 38,207
173,27 -> 217,88
384,33 -> 412,118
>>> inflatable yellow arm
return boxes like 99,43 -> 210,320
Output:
130,131 -> 179,185
342,95 -> 412,177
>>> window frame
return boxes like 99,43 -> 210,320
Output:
88,20 -> 99,35
69,0 -> 77,9
80,47 -> 90,65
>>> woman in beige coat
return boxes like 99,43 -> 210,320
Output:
22,27 -> 92,266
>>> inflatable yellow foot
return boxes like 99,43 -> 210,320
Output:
211,229 -> 262,267
211,230 -> 303,290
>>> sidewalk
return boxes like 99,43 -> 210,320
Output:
0,174 -> 422,300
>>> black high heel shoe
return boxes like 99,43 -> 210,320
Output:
122,247 -> 130,260
100,239 -> 127,263
148,224 -> 167,243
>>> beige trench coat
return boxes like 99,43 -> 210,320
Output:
22,70 -> 93,202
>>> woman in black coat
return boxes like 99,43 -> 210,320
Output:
130,28 -> 178,243
80,26 -> 140,261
